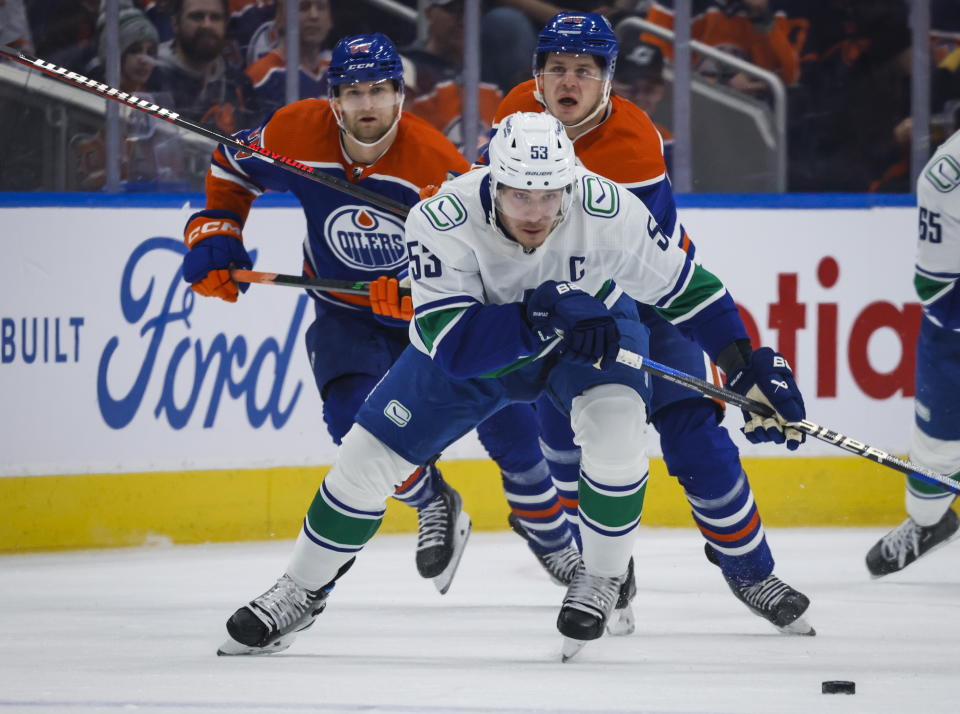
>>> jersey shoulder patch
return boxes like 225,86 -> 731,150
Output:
419,193 -> 468,231
581,175 -> 620,218
924,153 -> 960,193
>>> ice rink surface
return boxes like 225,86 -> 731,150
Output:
1,527 -> 957,714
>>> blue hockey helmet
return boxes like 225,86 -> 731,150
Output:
327,33 -> 405,95
534,12 -> 619,76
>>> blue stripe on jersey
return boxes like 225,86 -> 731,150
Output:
321,482 -> 385,518
431,303 -> 543,379
580,470 -> 646,494
415,294 -> 480,316
917,265 -> 960,279
654,254 -> 694,308
300,520 -> 364,553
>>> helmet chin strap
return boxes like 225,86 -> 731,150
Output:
534,74 -> 611,132
332,92 -> 405,149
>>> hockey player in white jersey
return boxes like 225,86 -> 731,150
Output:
217,112 -> 807,660
866,129 -> 960,576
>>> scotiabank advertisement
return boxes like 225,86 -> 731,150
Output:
0,201 -> 917,477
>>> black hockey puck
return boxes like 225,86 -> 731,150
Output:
822,681 -> 856,695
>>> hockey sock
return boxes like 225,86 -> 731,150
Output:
392,462 -> 441,510
477,403 -> 574,551
687,471 -> 773,587
906,429 -> 960,526
906,473 -> 957,526
657,400 -> 773,587
503,461 -> 573,553
571,385 -> 649,577
578,468 -> 646,576
287,478 -> 384,590
536,395 -> 582,548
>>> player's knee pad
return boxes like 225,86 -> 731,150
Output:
655,399 -> 741,497
570,384 -> 648,484
476,402 -> 544,474
325,425 -> 418,510
322,374 -> 379,445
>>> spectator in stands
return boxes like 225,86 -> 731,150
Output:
643,0 -> 800,95
0,0 -> 35,54
612,38 -> 673,173
156,0 -> 257,133
245,0 -> 333,117
782,0 -> 911,191
230,0 -> 279,66
136,0 -> 175,43
71,5 -> 187,191
402,0 -> 505,152
27,0 -> 100,70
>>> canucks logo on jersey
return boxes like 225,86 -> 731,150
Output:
323,205 -> 407,271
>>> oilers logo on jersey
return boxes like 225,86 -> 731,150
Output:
322,205 -> 407,271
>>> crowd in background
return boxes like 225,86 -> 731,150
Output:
1,0 -> 959,192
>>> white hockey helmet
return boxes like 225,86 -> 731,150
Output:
487,112 -> 578,239
488,111 -> 577,190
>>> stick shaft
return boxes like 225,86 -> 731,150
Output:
614,347 -> 960,495
0,45 -> 410,218
230,269 -> 411,297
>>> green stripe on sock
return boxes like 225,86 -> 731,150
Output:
306,489 -> 382,547
579,477 -> 646,529
908,472 -> 959,496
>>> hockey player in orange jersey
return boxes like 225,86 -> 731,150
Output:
483,12 -> 814,636
183,32 -> 526,599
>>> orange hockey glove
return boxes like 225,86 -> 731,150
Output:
370,276 -> 414,325
182,209 -> 251,303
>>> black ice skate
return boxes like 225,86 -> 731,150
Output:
416,477 -> 471,594
865,509 -> 959,577
508,513 -> 580,586
557,561 -> 628,662
217,558 -> 354,656
705,544 -> 815,636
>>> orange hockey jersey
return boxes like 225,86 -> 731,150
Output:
206,99 -> 469,311
493,80 -> 689,251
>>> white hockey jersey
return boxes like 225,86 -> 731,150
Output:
404,166 -> 745,378
916,129 -> 960,330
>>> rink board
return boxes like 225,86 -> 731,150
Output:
0,456 -> 913,552
0,194 -> 927,550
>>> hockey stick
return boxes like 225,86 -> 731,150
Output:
613,347 -> 960,495
231,268 -> 411,297
0,44 -> 410,219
